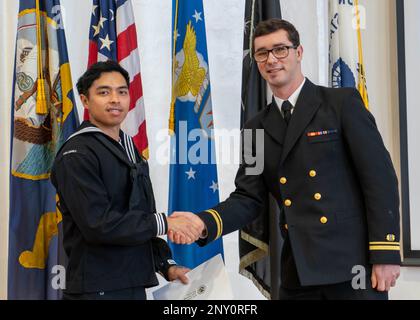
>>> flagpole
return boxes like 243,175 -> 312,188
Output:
35,0 -> 48,115
169,0 -> 179,135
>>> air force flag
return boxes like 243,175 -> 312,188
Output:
168,0 -> 224,269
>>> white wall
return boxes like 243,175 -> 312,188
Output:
0,0 -> 419,300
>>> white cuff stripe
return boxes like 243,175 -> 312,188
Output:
154,214 -> 161,236
154,213 -> 165,236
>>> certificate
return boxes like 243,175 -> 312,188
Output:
152,254 -> 233,300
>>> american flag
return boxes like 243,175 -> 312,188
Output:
86,0 -> 149,158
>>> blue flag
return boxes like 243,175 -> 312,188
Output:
169,0 -> 223,268
8,0 -> 78,299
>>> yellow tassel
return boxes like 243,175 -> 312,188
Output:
358,81 -> 369,109
355,0 -> 369,110
35,0 -> 48,115
36,78 -> 48,115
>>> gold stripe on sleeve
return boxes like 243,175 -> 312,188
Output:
369,245 -> 401,251
205,209 -> 223,239
369,242 -> 400,246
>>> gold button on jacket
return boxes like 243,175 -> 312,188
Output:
320,216 -> 328,224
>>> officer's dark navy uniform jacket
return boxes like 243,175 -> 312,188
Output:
197,79 -> 401,287
51,121 -> 173,294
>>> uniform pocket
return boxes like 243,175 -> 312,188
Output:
307,132 -> 339,143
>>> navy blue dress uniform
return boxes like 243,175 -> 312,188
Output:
197,79 -> 400,293
51,121 -> 176,299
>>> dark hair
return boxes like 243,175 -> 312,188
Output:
253,19 -> 300,50
76,60 -> 130,97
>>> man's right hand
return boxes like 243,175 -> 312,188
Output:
166,211 -> 205,244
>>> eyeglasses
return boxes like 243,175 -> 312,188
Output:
253,45 -> 298,63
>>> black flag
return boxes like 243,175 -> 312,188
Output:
239,0 -> 283,300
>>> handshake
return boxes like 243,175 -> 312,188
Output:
166,211 -> 206,245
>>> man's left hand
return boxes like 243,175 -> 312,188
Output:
371,264 -> 400,292
167,265 -> 190,284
